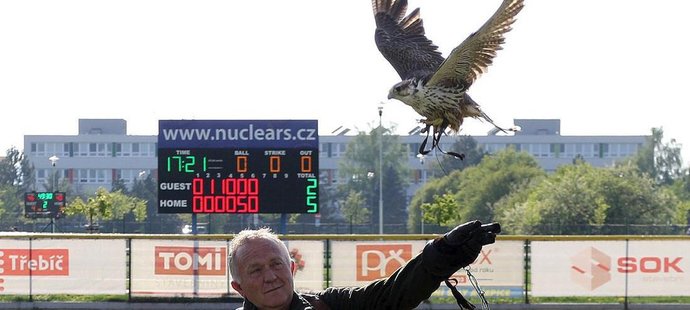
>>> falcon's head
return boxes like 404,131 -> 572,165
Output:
387,79 -> 418,101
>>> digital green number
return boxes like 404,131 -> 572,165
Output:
306,178 -> 318,213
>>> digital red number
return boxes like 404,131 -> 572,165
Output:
192,178 -> 259,213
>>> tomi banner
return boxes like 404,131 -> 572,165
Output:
0,238 -> 126,294
130,239 -> 229,297
130,239 -> 324,297
531,240 -> 690,296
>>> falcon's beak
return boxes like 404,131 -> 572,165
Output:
387,90 -> 394,100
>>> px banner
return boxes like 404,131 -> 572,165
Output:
531,240 -> 690,296
0,238 -> 126,295
329,240 -> 524,298
441,240 -> 524,299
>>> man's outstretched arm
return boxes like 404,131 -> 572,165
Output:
318,220 -> 500,310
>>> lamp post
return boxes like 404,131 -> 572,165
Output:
49,155 -> 59,189
48,155 -> 59,233
417,153 -> 426,234
378,105 -> 384,235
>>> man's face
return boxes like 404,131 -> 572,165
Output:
231,238 -> 294,309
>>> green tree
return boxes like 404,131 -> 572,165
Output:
0,148 -> 34,230
421,193 -> 458,227
496,161 -> 682,235
455,148 -> 545,222
670,172 -> 690,230
110,190 -> 148,233
407,170 -> 462,233
626,127 -> 685,185
111,178 -> 129,192
42,172 -> 72,193
130,173 -> 183,233
66,187 -> 113,233
0,184 -> 22,230
338,125 -> 409,233
67,187 -> 147,233
492,178 -> 540,234
0,148 -> 23,186
341,190 -> 371,233
317,184 -> 342,222
672,172 -> 690,202
409,148 -> 544,232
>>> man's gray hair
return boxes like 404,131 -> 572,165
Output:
228,227 -> 290,283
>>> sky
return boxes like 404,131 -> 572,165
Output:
1,0 -> 689,165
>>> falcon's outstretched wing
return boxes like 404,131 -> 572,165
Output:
426,0 -> 524,88
372,0 -> 445,80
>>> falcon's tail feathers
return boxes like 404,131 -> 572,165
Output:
480,111 -> 508,134
464,94 -> 508,134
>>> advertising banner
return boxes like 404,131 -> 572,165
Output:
0,238 -> 126,295
439,240 -> 525,299
531,240 -> 690,296
284,240 -> 324,292
330,240 -> 428,287
626,240 -> 689,296
130,239 -> 229,297
329,240 -> 523,298
130,239 -> 324,297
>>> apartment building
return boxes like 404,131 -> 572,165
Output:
24,119 -> 647,198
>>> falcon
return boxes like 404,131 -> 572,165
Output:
372,0 -> 524,157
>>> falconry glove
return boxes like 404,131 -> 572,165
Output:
442,220 -> 501,268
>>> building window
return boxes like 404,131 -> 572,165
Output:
38,168 -> 65,188
76,169 -> 109,184
331,143 -> 347,158
36,169 -> 46,186
606,143 -> 638,158
130,143 -> 156,157
564,143 -> 596,158
30,142 -> 69,157
117,143 -> 132,157
483,143 -> 506,154
88,143 -> 110,157
319,143 -> 332,158
525,143 -> 551,158
550,143 -> 564,158
75,143 -> 89,157
115,169 -> 149,188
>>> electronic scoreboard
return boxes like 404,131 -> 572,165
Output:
157,120 -> 319,214
24,191 -> 66,218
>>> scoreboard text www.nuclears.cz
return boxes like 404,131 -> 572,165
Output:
157,120 -> 319,215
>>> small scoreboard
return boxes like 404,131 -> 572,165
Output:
24,191 -> 66,218
157,120 -> 319,214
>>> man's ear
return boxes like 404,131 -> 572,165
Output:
231,281 -> 245,297
290,260 -> 297,275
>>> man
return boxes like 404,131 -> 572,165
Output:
229,220 -> 500,310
